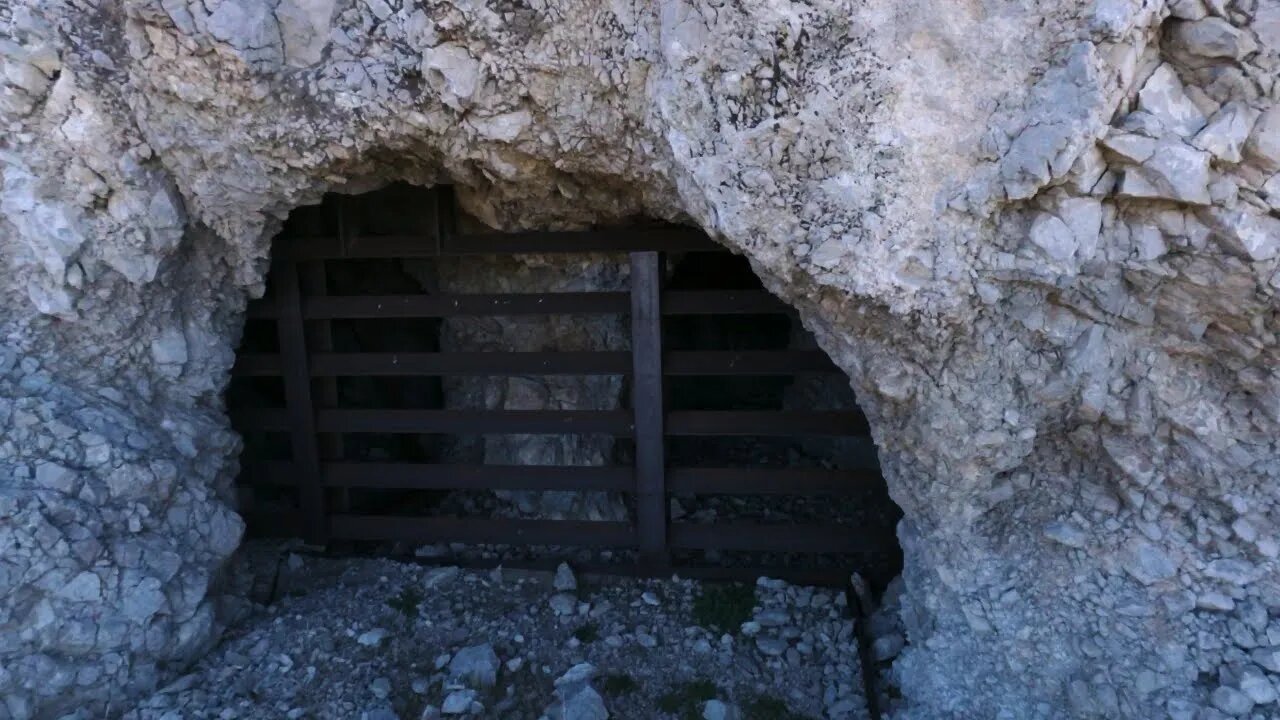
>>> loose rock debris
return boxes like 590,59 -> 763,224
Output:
123,550 -> 870,720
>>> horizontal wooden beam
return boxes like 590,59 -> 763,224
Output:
315,409 -> 635,435
245,289 -> 796,320
309,351 -> 630,376
231,409 -> 867,437
329,515 -> 638,547
240,462 -> 634,491
305,292 -> 631,319
667,411 -> 869,437
669,522 -> 874,553
663,290 -> 793,315
231,350 -> 842,378
664,351 -> 838,375
667,467 -> 881,495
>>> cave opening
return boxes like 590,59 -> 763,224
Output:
228,183 -> 903,590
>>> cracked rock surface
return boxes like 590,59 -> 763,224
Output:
2,0 -> 1279,718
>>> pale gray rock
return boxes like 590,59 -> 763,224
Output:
545,663 -> 608,720
448,644 -> 499,689
1116,142 -> 1213,204
1210,686 -> 1254,716
554,563 -> 578,593
1169,17 -> 1259,59
1137,64 -> 1207,138
702,699 -> 741,720
1,2 -> 1278,719
1245,107 -> 1280,172
1193,103 -> 1260,163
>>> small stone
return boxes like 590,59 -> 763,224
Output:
755,636 -> 788,656
872,633 -> 905,662
365,709 -> 399,720
549,592 -> 577,616
423,566 -> 460,590
553,562 -> 577,592
1205,558 -> 1260,586
754,610 -> 789,628
740,621 -> 761,637
357,629 -> 389,647
1198,591 -> 1236,612
1210,686 -> 1254,716
1122,540 -> 1177,585
636,632 -> 658,648
1044,521 -> 1088,549
1251,647 -> 1280,673
641,591 -> 660,606
448,643 -> 499,689
702,699 -> 741,720
441,689 -> 476,715
370,677 -> 392,700
1239,667 -> 1277,705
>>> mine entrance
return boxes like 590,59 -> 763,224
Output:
229,185 -> 901,587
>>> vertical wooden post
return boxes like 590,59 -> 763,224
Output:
275,239 -> 326,546
630,251 -> 667,567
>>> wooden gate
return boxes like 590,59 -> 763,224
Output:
230,186 -> 894,586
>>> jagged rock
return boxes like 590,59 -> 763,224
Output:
1211,686 -> 1255,716
1193,102 -> 1260,163
448,644 -> 499,689
1116,141 -> 1213,204
1169,17 -> 1259,59
554,563 -> 578,593
1245,107 -> 1280,172
1137,64 -> 1207,138
545,663 -> 608,720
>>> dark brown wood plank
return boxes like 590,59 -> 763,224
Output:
630,251 -> 668,565
324,463 -> 634,491
670,522 -> 873,553
302,292 -> 630,319
315,409 -> 635,435
274,251 -> 326,545
309,351 -> 631,376
667,467 -> 881,495
666,411 -> 869,437
663,290 -> 793,315
329,516 -> 637,547
664,351 -> 838,375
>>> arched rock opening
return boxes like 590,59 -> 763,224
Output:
2,2 -> 1278,719
227,184 -> 904,591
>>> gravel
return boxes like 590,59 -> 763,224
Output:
121,545 -> 869,719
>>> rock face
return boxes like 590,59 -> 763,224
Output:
0,1 -> 1278,719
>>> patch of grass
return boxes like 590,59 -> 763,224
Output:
657,679 -> 720,720
691,582 -> 756,633
744,695 -> 814,720
385,585 -> 423,619
602,672 -> 640,695
572,622 -> 600,644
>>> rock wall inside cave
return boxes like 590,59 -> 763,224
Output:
1,0 -> 1278,718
